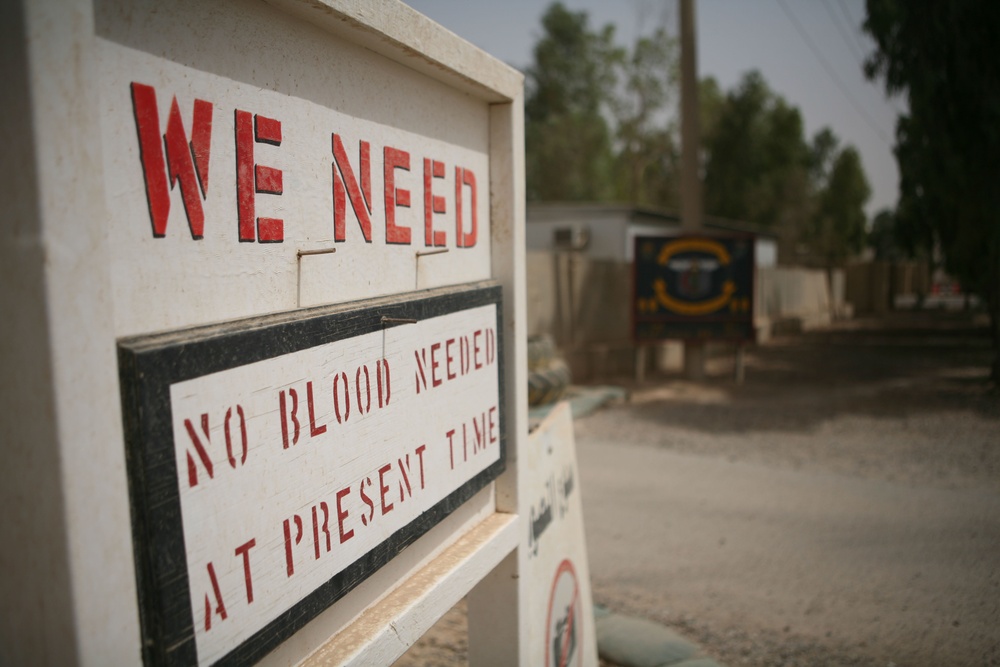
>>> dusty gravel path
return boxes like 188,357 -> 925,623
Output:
397,310 -> 1000,666
577,310 -> 1000,666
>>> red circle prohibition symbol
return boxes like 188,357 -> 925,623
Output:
545,558 -> 582,667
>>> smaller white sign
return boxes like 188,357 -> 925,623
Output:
524,403 -> 598,667
119,285 -> 504,665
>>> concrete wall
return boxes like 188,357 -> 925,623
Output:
526,251 -> 555,338
525,210 -> 629,261
893,261 -> 931,299
526,252 -> 636,380
756,267 -> 838,334
846,260 -> 932,314
847,261 -> 892,314
527,252 -> 632,342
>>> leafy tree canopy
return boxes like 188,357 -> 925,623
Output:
700,71 -> 870,266
868,208 -> 900,261
702,71 -> 811,228
864,0 -> 1000,380
525,2 -> 620,201
525,3 -> 679,205
611,27 -> 679,209
811,146 -> 871,265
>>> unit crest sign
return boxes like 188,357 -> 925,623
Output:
633,234 -> 755,342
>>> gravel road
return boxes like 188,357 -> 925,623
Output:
397,310 -> 1000,666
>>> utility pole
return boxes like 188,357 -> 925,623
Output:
680,0 -> 706,379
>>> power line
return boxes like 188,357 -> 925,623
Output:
835,0 -> 872,64
774,0 -> 891,145
835,0 -> 908,116
823,0 -> 866,67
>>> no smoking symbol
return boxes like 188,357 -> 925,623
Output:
545,559 -> 582,667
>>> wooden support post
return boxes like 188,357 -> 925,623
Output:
680,0 -> 705,382
635,345 -> 647,384
735,344 -> 746,385
683,341 -> 706,381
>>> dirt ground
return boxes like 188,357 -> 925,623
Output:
395,310 -> 1000,667
595,310 -> 1000,492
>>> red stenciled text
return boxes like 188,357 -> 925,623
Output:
182,406 -> 249,489
200,536 -> 258,632
445,405 -> 498,470
131,82 -> 213,239
131,83 -> 480,248
235,110 -> 284,242
414,326 -> 496,395
282,443 -> 427,577
278,358 -> 391,449
332,134 -> 478,247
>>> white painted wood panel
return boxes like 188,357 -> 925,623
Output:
170,304 -> 499,663
522,403 -> 598,667
97,0 -> 492,337
302,512 -> 519,667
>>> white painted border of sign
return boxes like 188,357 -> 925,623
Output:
1,1 -> 527,665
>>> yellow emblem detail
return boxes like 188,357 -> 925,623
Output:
657,238 -> 731,266
654,278 -> 736,315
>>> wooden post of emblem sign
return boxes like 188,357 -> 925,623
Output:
1,1 -> 528,665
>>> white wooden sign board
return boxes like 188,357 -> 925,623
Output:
3,1 -> 527,665
524,403 -> 598,667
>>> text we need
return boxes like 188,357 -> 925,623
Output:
130,83 -> 481,248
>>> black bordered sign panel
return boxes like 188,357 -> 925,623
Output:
118,282 -> 505,666
633,234 -> 755,342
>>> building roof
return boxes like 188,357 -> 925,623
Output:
525,202 -> 779,239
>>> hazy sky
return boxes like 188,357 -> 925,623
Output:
403,0 -> 902,219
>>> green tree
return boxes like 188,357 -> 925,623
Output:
810,146 -> 871,265
701,71 -> 871,267
868,208 -> 901,261
698,76 -> 725,143
808,128 -> 839,186
701,71 -> 813,233
525,3 -> 620,201
610,27 -> 679,209
864,0 -> 1000,381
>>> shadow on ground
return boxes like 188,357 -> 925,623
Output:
577,310 -> 1000,489
621,311 -> 997,434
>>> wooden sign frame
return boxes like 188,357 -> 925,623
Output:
3,1 -> 528,664
118,282 -> 505,666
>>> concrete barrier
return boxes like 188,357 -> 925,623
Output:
756,267 -> 835,333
